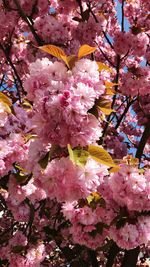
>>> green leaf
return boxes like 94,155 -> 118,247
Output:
67,144 -> 89,167
88,145 -> 117,167
96,222 -> 108,234
105,87 -> 115,95
131,26 -> 144,35
22,99 -> 33,110
14,164 -> 32,185
88,106 -> 99,119
87,192 -> 102,204
97,106 -> 114,115
15,172 -> 31,184
109,165 -> 120,173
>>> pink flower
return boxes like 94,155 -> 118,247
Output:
38,157 -> 108,202
110,216 -> 150,249
108,164 -> 150,211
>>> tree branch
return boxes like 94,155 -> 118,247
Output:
122,110 -> 150,267
121,0 -> 125,32
13,0 -> 44,46
76,0 -> 84,18
0,43 -> 26,101
106,242 -> 120,267
95,41 -> 116,67
99,55 -> 121,145
88,250 -> 99,267
102,31 -> 114,50
115,99 -> 136,129
136,118 -> 150,160
121,247 -> 140,267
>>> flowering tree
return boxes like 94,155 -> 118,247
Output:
0,0 -> 150,266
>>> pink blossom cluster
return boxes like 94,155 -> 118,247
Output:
0,231 -> 46,267
113,31 -> 149,57
110,216 -> 150,250
24,58 -> 105,147
4,0 -> 49,17
72,16 -> 107,46
133,94 -> 150,125
34,15 -> 70,45
0,0 -> 150,266
120,66 -> 150,97
0,9 -> 19,42
60,162 -> 150,250
104,133 -> 128,159
62,203 -> 112,249
0,133 -> 28,177
36,157 -> 108,203
107,164 -> 150,212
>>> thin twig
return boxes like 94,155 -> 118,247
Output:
87,2 -> 99,23
0,43 -> 25,101
103,31 -> 114,50
99,55 -> 121,144
13,0 -> 44,46
76,0 -> 84,18
135,118 -> 150,160
95,41 -> 116,67
121,247 -> 140,267
0,74 -> 5,87
121,0 -> 125,32
106,242 -> 120,267
115,99 -> 136,129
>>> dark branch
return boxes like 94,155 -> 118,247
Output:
87,2 -> 99,23
106,242 -> 120,267
76,0 -> 84,18
121,0 -> 125,32
103,31 -> 114,50
95,41 -> 116,67
99,55 -> 121,144
135,118 -> 150,160
0,43 -> 26,101
88,250 -> 99,267
115,99 -> 136,129
121,247 -> 140,267
13,0 -> 44,46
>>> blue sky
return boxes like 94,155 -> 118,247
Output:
116,0 -> 130,31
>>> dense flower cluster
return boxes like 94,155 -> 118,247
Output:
120,66 -> 150,97
37,157 -> 108,202
24,58 -> 104,147
110,216 -> 150,250
108,164 -> 150,212
0,0 -> 150,266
